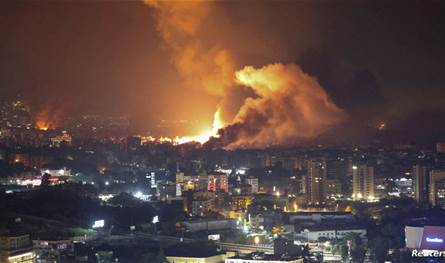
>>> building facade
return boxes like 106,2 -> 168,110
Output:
245,177 -> 259,194
0,234 -> 35,263
352,164 -> 375,200
413,165 -> 431,204
429,169 -> 445,207
305,159 -> 327,205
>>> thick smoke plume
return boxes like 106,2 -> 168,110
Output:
218,64 -> 347,149
146,1 -> 347,149
144,0 -> 236,98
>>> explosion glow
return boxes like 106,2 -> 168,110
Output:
35,120 -> 50,131
161,107 -> 224,145
138,107 -> 224,145
145,1 -> 347,149
35,107 -> 59,131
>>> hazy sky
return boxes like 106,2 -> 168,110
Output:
1,0 -> 444,138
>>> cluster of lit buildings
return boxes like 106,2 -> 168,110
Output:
0,100 -> 32,130
413,164 -> 445,207
0,234 -> 35,263
3,108 -> 445,262
299,158 -> 376,206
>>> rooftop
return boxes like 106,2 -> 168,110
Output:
229,252 -> 303,261
164,242 -> 222,258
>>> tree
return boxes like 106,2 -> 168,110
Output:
139,252 -> 156,263
331,240 -> 349,262
318,236 -> 329,242
302,244 -> 310,258
153,249 -> 168,263
314,251 -> 323,262
41,173 -> 51,187
390,249 -> 412,263
334,233 -> 367,263
347,233 -> 367,263
351,243 -> 366,263
108,192 -> 140,207
369,237 -> 390,263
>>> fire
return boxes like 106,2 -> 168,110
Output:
140,107 -> 224,145
145,2 -> 346,149
35,107 -> 60,131
222,63 -> 348,149
173,107 -> 224,144
35,120 -> 51,131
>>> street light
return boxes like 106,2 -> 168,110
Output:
152,216 -> 159,235
92,219 -> 105,229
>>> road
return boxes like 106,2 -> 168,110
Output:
89,231 -> 276,254
215,241 -> 274,254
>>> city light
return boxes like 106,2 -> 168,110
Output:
0,2 -> 443,262
133,191 -> 143,199
98,194 -> 114,201
426,237 -> 443,243
92,219 -> 105,229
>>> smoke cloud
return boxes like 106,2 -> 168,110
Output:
218,64 -> 347,149
146,1 -> 347,149
144,0 -> 236,98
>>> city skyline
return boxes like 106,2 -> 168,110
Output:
1,1 -> 445,263
1,0 -> 445,146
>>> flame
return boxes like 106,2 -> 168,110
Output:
145,1 -> 233,145
144,1 -> 346,149
173,107 -> 224,144
139,107 -> 224,145
35,107 -> 60,131
36,120 -> 51,131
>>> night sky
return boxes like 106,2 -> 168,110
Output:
1,0 -> 445,141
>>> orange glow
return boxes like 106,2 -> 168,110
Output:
223,64 -> 347,149
35,108 -> 59,131
378,122 -> 386,130
145,1 -> 346,150
35,120 -> 51,131
173,107 -> 224,144
140,107 -> 225,145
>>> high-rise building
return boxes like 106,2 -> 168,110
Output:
245,177 -> 259,194
175,172 -> 184,183
157,182 -> 177,201
300,175 -> 307,194
413,164 -> 432,204
126,136 -> 141,151
189,192 -> 216,216
176,183 -> 182,197
326,179 -> 342,198
429,169 -> 445,207
305,159 -> 327,205
436,142 -> 445,153
150,172 -> 157,189
207,173 -> 228,193
326,157 -> 350,195
0,234 -> 36,263
352,164 -> 375,201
